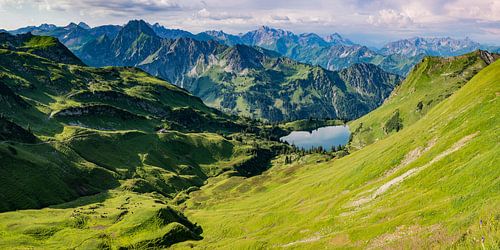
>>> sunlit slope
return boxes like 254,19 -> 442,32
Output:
176,57 -> 500,248
0,33 -> 288,248
0,191 -> 206,249
0,33 -> 282,213
349,50 -> 498,149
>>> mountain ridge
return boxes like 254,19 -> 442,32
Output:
73,20 -> 402,121
9,21 -> 499,77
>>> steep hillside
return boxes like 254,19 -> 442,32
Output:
199,26 -> 422,75
0,32 -> 83,65
164,46 -> 401,122
172,51 -> 500,249
349,50 -> 499,149
151,22 -> 196,39
10,22 -> 500,77
74,20 -> 402,122
0,33 -> 284,211
0,33 -> 293,248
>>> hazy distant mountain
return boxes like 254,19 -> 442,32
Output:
9,23 -> 58,35
197,26 -> 419,75
324,32 -> 355,46
87,24 -> 122,38
10,21 -> 497,76
73,20 -> 402,121
150,23 -> 196,39
197,28 -> 354,49
8,22 -> 121,50
196,30 -> 243,46
77,22 -> 91,29
379,37 -> 482,57
196,27 -> 498,75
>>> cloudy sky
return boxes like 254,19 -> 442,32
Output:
0,0 -> 498,46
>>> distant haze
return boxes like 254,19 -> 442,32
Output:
0,0 -> 498,46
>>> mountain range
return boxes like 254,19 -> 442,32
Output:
0,28 -> 497,248
9,20 -> 499,122
0,31 -> 293,210
8,21 -> 499,76
0,32 -> 299,246
6,20 -> 401,122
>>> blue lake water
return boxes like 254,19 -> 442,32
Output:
280,125 -> 351,151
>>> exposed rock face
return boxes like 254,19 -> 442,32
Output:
324,32 -> 355,46
6,20 -> 403,121
68,21 -> 402,122
479,50 -> 500,65
9,21 -> 500,76
199,26 -> 420,76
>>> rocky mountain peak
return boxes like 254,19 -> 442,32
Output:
78,22 -> 91,29
325,32 -> 354,45
255,26 -> 294,37
381,37 -> 482,57
222,44 -> 265,71
66,22 -> 79,28
39,23 -> 57,30
121,20 -> 157,37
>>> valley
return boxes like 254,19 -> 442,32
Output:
0,11 -> 499,250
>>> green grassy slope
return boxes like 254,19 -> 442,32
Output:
0,191 -> 204,249
172,56 -> 500,249
186,48 -> 402,122
0,33 -> 292,248
0,33 -> 283,212
0,32 -> 84,65
349,50 -> 498,149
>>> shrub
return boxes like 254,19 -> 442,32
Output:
384,109 -> 403,133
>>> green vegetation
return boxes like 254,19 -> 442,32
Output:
188,53 -> 401,122
0,32 -> 84,65
72,21 -> 402,122
349,50 -> 498,149
279,118 -> 344,132
0,191 -> 202,249
383,109 -> 403,133
0,31 -> 498,249
0,33 -> 287,248
171,54 -> 499,249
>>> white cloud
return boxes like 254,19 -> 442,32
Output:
196,8 -> 251,20
367,9 -> 414,28
445,0 -> 500,21
0,0 -> 26,10
30,0 -> 187,15
271,15 -> 290,21
0,0 -> 498,45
